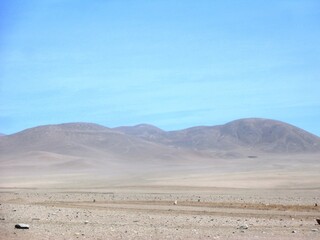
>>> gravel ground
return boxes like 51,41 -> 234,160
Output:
0,187 -> 319,240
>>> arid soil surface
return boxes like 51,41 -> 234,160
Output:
1,186 -> 319,240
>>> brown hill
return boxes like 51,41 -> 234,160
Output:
0,122 -> 199,174
114,118 -> 320,153
218,118 -> 320,153
1,122 -> 195,158
1,118 -> 320,188
1,119 -> 319,162
113,124 -> 169,144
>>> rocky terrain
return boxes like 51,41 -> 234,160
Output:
0,187 -> 319,240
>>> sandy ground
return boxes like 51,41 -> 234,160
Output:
1,153 -> 319,239
0,186 -> 319,240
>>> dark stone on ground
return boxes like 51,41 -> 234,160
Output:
15,224 -> 29,229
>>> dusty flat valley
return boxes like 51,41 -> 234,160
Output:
1,186 -> 319,240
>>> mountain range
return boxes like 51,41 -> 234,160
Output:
115,118 -> 320,153
1,118 -> 320,158
1,118 -> 320,187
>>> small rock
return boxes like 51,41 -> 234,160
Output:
84,220 -> 89,224
32,218 -> 40,221
174,200 -> 178,205
316,219 -> 320,225
238,225 -> 249,230
311,229 -> 318,232
314,203 -> 318,207
292,230 -> 297,233
15,224 -> 29,229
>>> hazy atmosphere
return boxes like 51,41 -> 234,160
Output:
1,0 -> 320,135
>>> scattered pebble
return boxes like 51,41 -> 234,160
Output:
238,224 -> 249,230
15,224 -> 29,229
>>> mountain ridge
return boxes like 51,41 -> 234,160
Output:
1,118 -> 320,159
1,118 -> 320,188
114,118 -> 320,153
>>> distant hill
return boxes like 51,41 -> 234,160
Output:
113,124 -> 169,144
0,122 -> 198,168
114,118 -> 320,153
1,118 -> 320,188
1,119 -> 320,161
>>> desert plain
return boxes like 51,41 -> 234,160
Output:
1,119 -> 320,239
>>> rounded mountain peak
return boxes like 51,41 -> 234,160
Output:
220,118 -> 320,152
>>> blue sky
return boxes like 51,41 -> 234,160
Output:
1,0 -> 320,135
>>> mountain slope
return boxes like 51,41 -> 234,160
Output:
0,122 -> 198,164
1,119 -> 320,161
114,118 -> 320,153
1,119 -> 320,188
218,118 -> 320,153
113,124 -> 169,143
